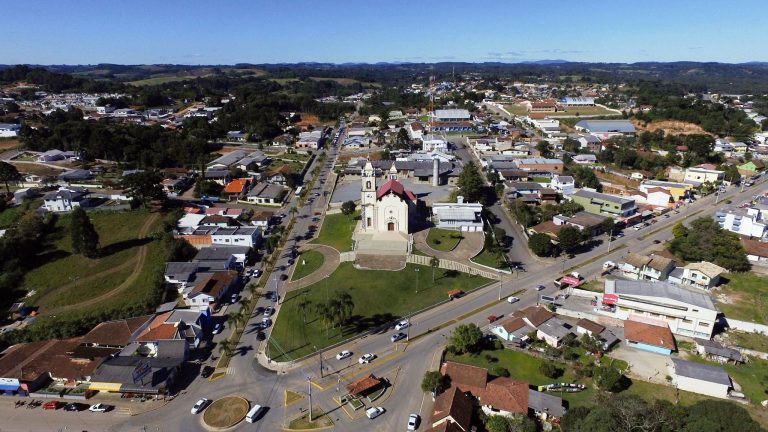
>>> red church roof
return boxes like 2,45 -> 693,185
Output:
376,179 -> 417,201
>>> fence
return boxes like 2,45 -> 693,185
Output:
406,255 -> 499,280
724,317 -> 768,335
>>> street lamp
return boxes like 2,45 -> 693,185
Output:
497,271 -> 503,301
415,268 -> 420,293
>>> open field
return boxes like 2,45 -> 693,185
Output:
0,199 -> 42,228
715,273 -> 768,322
128,74 -> 212,86
291,250 -> 325,281
23,210 -> 162,313
10,161 -> 66,177
0,138 -> 21,150
426,228 -> 462,252
632,119 -> 713,136
310,212 -> 358,252
269,262 -> 491,361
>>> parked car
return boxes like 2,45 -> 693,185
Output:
88,403 -> 111,413
191,398 -> 210,414
64,403 -> 88,412
201,366 -> 215,378
390,332 -> 406,343
407,413 -> 420,430
262,318 -> 272,328
653,239 -> 661,244
212,323 -> 223,334
43,401 -> 62,410
395,320 -> 410,331
256,331 -> 266,341
264,307 -> 274,317
359,353 -> 376,364
280,274 -> 288,281
230,293 -> 238,304
535,285 -> 545,291
507,296 -> 520,304
336,350 -> 352,360
366,406 -> 385,419
253,269 -> 262,278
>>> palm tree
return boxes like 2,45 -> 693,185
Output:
314,303 -> 333,337
430,257 -> 440,283
337,292 -> 354,327
298,297 -> 313,325
226,313 -> 239,331
289,206 -> 298,219
218,339 -> 233,358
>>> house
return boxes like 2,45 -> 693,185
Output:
203,169 -> 230,186
161,178 -> 186,194
226,131 -> 246,142
640,180 -> 693,201
550,175 -> 575,195
261,166 -> 292,186
694,339 -> 744,364
431,197 -> 483,232
671,358 -> 732,399
573,134 -> 602,152
407,122 -> 424,141
491,317 -> 534,347
0,123 -> 21,137
623,315 -> 676,355
619,253 -> 676,281
527,388 -> 566,420
81,315 -> 154,349
430,387 -> 474,432
552,211 -> 609,237
210,226 -> 261,248
246,183 -> 286,205
684,165 -> 724,185
513,158 -> 564,174
345,374 -> 383,397
668,261 -> 726,291
571,189 -> 637,218
207,150 -> 248,170
574,120 -> 636,139
42,187 -> 92,212
199,214 -> 238,228
603,279 -> 718,339
183,271 -> 238,311
164,262 -> 216,291
571,154 -> 597,165
58,169 -> 93,183
536,318 -> 573,348
249,210 -> 274,229
296,130 -> 323,150
223,178 -> 251,201
433,109 -> 471,122
714,207 -> 767,238
193,245 -> 250,267
738,160 -> 764,176
740,237 -> 768,263
634,187 -> 673,208
37,149 -> 66,162
272,134 -> 295,147
513,305 -> 555,329
575,318 -> 619,350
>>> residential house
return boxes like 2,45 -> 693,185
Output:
572,154 -> 598,165
694,339 -> 744,364
619,253 -> 676,281
226,131 -> 246,142
199,214 -> 238,228
261,166 -> 292,186
574,120 -> 636,139
223,178 -> 251,201
207,150 -> 248,170
431,198 -> 483,232
640,180 -> 693,202
430,387 -> 474,432
603,279 -> 718,339
714,207 -> 767,238
210,226 -> 261,248
623,315 -> 676,355
671,358 -> 732,399
80,315 -> 154,349
536,318 -> 573,348
668,261 -> 726,291
740,237 -> 768,263
571,189 -> 637,218
42,187 -> 92,212
574,134 -> 602,153
203,169 -> 230,186
0,123 -> 21,137
738,160 -> 765,177
575,318 -> 619,350
491,317 -> 534,347
249,210 -> 274,229
550,175 -> 575,195
271,134 -> 295,147
246,183 -> 286,205
514,305 -> 555,329
296,130 -> 323,150
183,271 -> 238,311
58,169 -> 93,183
407,122 -> 424,141
193,245 -> 250,268
552,211 -> 609,237
513,158 -> 564,174
633,187 -> 673,208
684,164 -> 724,185
37,149 -> 66,162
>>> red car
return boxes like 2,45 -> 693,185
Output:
43,401 -> 63,410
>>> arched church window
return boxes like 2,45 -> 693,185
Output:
366,181 -> 371,189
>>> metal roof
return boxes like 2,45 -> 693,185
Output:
606,279 -> 717,311
575,120 -> 636,133
573,189 -> 634,205
672,358 -> 731,386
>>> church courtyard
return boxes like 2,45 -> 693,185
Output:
331,175 -> 453,205
268,262 -> 491,361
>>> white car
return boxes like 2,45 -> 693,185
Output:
212,323 -> 222,334
359,353 -> 376,364
191,398 -> 209,414
264,307 -> 274,317
507,296 -> 520,304
390,332 -> 406,343
366,406 -> 385,419
395,320 -> 410,331
535,284 -> 545,291
88,403 -> 110,413
336,350 -> 352,360
407,413 -> 420,430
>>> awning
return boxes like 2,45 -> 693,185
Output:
562,276 -> 581,286
119,384 -> 161,394
641,211 -> 654,217
602,294 -> 619,305
87,382 -> 123,392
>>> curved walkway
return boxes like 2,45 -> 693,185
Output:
283,244 -> 340,291
413,228 -> 484,262
42,212 -> 160,314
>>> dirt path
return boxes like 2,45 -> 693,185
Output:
42,212 -> 160,314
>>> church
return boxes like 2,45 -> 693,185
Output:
354,161 -> 417,255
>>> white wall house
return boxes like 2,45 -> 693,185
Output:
714,207 -> 767,238
210,227 -> 261,248
0,123 -> 20,137
42,188 -> 90,212
550,175 -> 575,195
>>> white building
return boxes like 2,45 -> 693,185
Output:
714,207 -> 767,238
668,261 -> 726,291
433,109 -> 470,122
684,165 -> 724,185
42,187 -> 90,212
431,197 -> 483,232
671,358 -> 732,399
550,175 -> 575,195
0,123 -> 20,137
421,134 -> 450,152
210,227 -> 261,248
603,279 -> 718,339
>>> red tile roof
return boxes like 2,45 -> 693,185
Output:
376,179 -> 416,201
624,318 -> 675,350
0,337 -> 104,382
431,387 -> 474,432
81,315 -> 153,347
224,178 -> 250,193
440,361 -> 487,393
479,377 -> 529,414
135,323 -> 179,342
741,237 -> 768,258
345,374 -> 382,395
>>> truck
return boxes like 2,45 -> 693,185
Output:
554,272 -> 582,289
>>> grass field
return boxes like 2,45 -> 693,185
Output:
0,138 -> 20,150
426,228 -> 461,252
726,331 -> 768,353
269,262 -> 491,361
471,247 -> 506,269
0,199 -> 42,228
716,273 -> 768,322
291,250 -> 325,281
310,212 -> 358,252
23,210 -> 162,312
128,74 -> 212,86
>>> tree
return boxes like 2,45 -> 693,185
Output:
297,297 -> 313,325
420,371 -> 445,394
448,323 -> 483,355
668,217 -> 750,271
601,218 -> 615,235
122,170 -> 166,208
529,233 -> 555,257
594,365 -> 623,392
430,256 -> 440,283
559,200 -> 584,217
341,200 -> 356,216
217,339 -> 233,358
486,414 -> 537,432
70,207 -> 99,258
457,161 -> 485,203
571,166 -> 602,191
682,400 -> 762,432
539,361 -> 563,379
671,222 -> 688,238
0,161 -> 20,193
536,140 -> 553,158
226,312 -> 240,331
557,225 -> 583,253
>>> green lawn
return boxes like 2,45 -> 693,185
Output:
471,247 -> 506,270
0,200 -> 42,228
23,210 -> 162,310
716,273 -> 768,322
291,250 -> 325,281
426,228 -> 462,251
529,176 -> 551,183
269,262 -> 491,361
310,212 -> 358,252
727,331 -> 768,353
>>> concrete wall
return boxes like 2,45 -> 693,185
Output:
626,340 -> 672,355
724,317 -> 768,335
675,376 -> 729,399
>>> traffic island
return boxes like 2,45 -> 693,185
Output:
287,409 -> 334,430
202,396 -> 249,430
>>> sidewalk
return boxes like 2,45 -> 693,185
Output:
283,244 -> 341,291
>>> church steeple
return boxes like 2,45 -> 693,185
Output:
388,163 -> 398,180
362,160 -> 375,193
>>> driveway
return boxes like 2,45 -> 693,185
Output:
610,345 -> 673,385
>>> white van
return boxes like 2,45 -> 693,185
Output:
246,404 -> 263,423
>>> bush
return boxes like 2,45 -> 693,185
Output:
563,347 -> 580,361
491,366 -> 510,377
540,361 -> 563,379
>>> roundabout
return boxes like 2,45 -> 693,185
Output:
202,395 -> 250,430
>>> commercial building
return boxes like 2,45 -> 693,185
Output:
714,207 -> 767,238
684,165 -> 724,185
571,189 -> 637,218
574,120 -> 636,139
431,198 -> 483,232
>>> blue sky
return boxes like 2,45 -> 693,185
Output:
2,0 -> 766,65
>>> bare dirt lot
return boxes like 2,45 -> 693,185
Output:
632,119 -> 712,136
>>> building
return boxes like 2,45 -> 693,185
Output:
433,109 -> 471,122
740,237 -> 768,263
684,165 -> 724,185
513,158 -> 564,174
430,387 -> 474,432
694,339 -> 744,364
223,178 -> 251,200
623,315 -> 676,355
550,175 -> 575,195
572,154 -> 597,165
206,150 -> 248,170
671,358 -> 732,399
668,261 -> 726,291
571,189 -> 637,218
552,211 -> 609,237
536,318 -> 573,348
246,183 -> 286,206
226,131 -> 246,142
574,120 -> 636,139
183,271 -> 238,311
271,134 -> 294,147
640,180 -> 693,201
490,317 -> 533,347
42,187 -> 92,212
193,245 -> 250,267
603,279 -> 718,339
0,123 -> 21,137
633,187 -> 673,208
432,198 -> 483,232
210,226 -> 261,248
575,319 -> 619,350
57,169 -> 93,183
561,96 -> 595,106
296,130 -> 323,150
619,253 -> 676,282
714,207 -> 767,238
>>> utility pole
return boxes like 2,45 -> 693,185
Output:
318,348 -> 324,379
415,268 -> 420,294
497,272 -> 503,301
307,376 -> 313,421
607,228 -> 613,253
